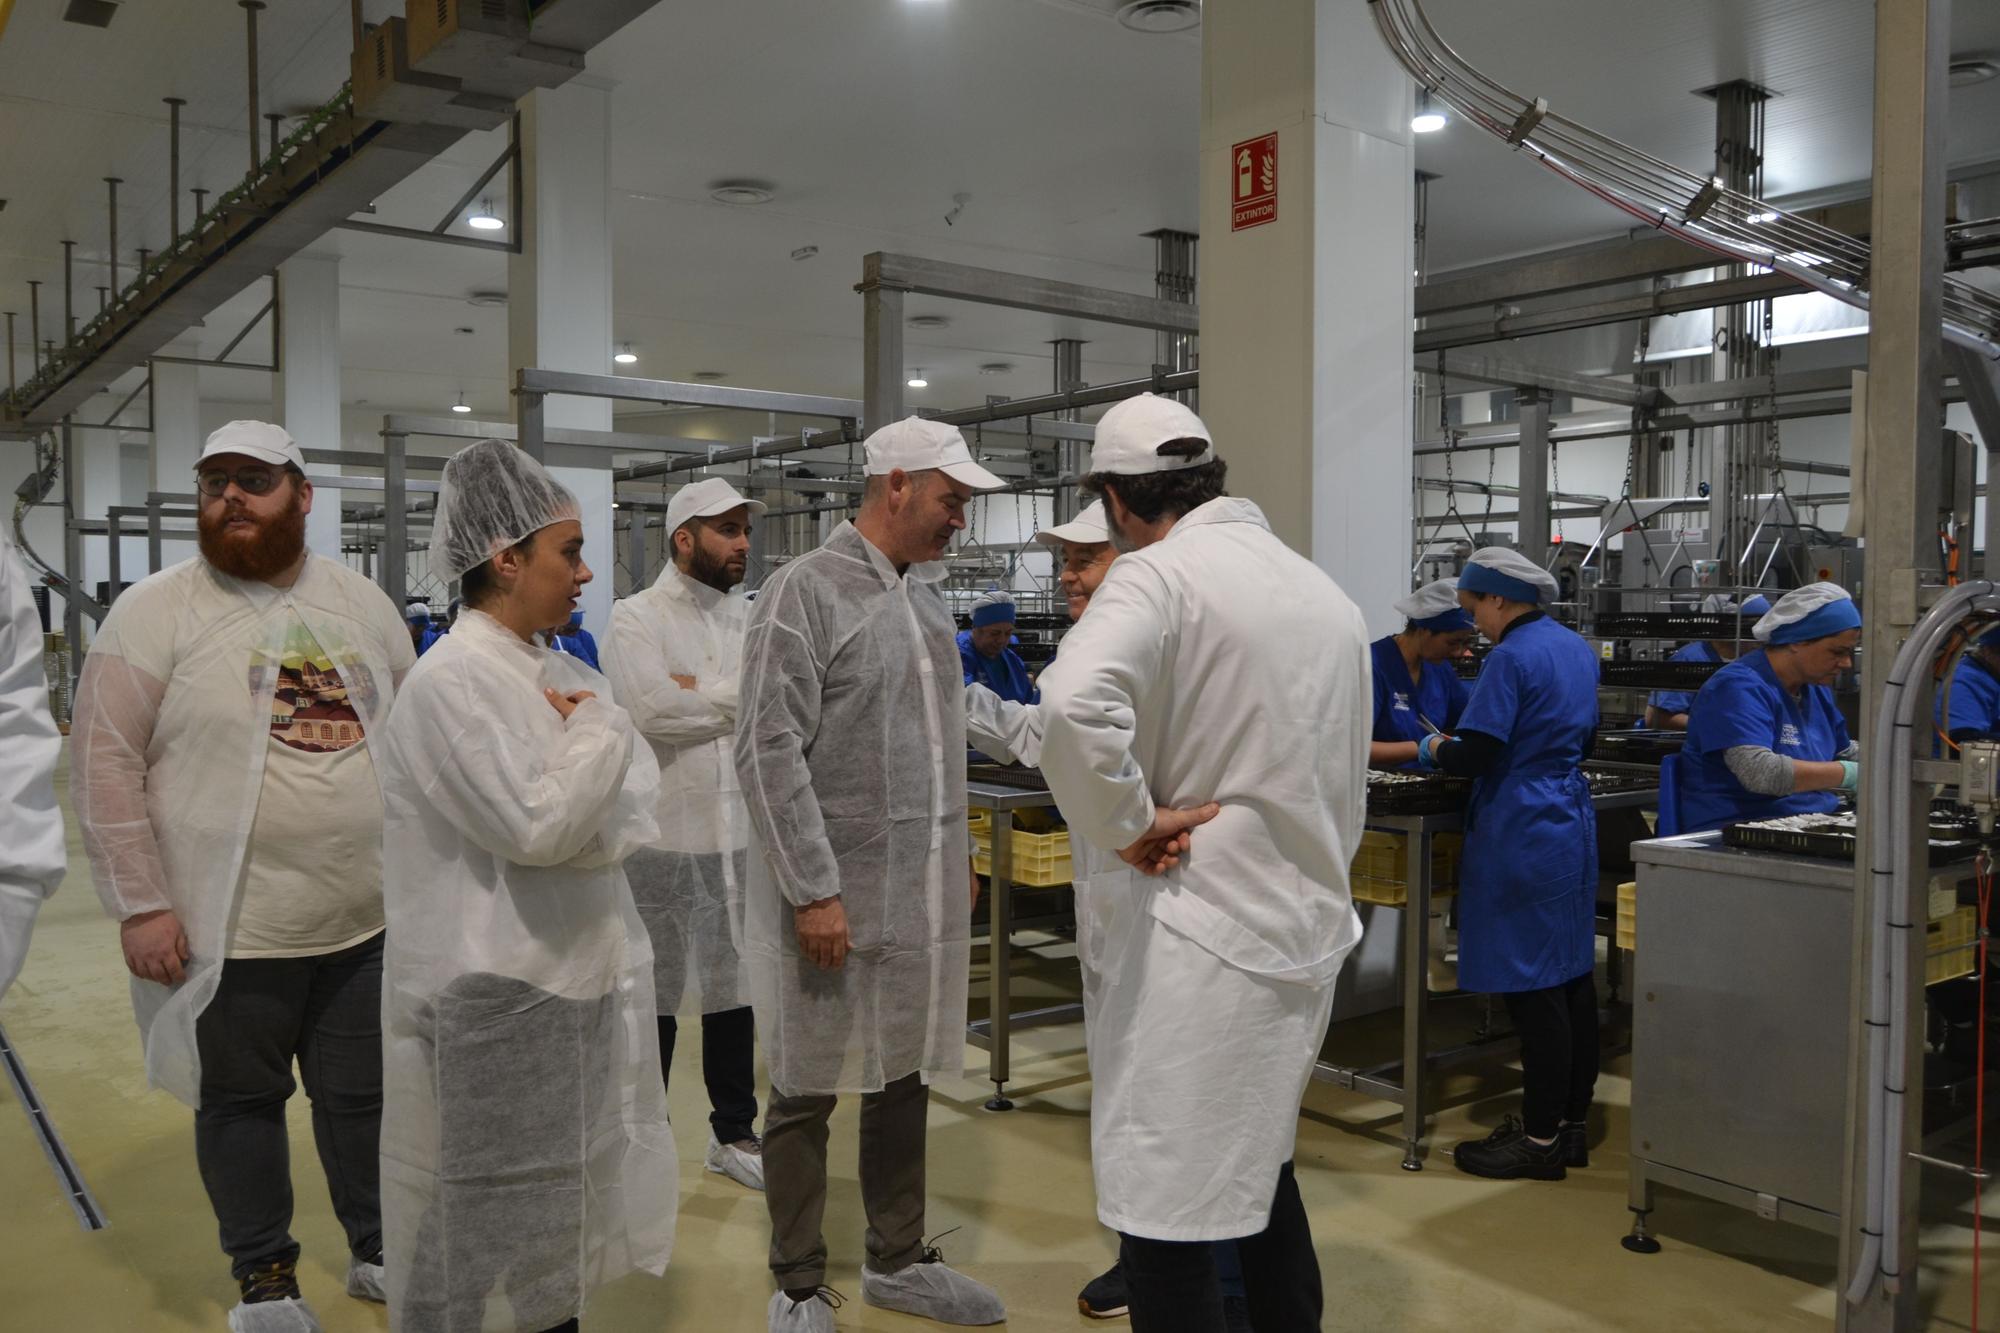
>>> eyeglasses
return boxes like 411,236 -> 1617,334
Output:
196,467 -> 288,498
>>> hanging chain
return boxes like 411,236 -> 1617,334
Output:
1762,296 -> 1785,497
1624,310 -> 1652,500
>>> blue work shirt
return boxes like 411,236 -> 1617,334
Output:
1454,613 -> 1601,994
957,629 -> 1039,706
1679,649 -> 1848,833
551,624 -> 601,671
1939,652 -> 2000,745
1647,639 -> 1721,718
1369,634 -> 1471,768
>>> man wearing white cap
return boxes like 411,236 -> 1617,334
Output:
403,601 -> 439,657
71,420 -> 414,1327
1035,394 -> 1371,1333
603,476 -> 771,1192
737,418 -> 1009,1331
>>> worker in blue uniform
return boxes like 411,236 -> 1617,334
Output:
1415,546 -> 1600,1181
547,609 -> 601,671
1370,578 -> 1476,770
1677,583 -> 1860,834
1643,593 -> 1771,730
1939,626 -> 2000,747
958,589 -> 1039,706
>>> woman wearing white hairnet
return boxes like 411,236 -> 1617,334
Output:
376,438 -> 674,1333
1677,582 -> 1861,833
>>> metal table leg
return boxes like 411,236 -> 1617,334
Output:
986,809 -> 1015,1111
1401,827 -> 1432,1171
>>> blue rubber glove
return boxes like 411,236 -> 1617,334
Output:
1838,759 -> 1860,792
1416,734 -> 1442,772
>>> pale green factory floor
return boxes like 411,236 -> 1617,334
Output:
1,747 -> 1991,1331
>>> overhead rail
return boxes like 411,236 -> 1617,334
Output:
1369,0 -> 2000,361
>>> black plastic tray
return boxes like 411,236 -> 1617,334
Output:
1583,766 -> 1657,797
966,762 -> 1050,791
1593,730 -> 1687,763
1366,772 -> 1474,815
1594,612 -> 1756,639
1599,659 -> 1725,689
1723,811 -> 1984,863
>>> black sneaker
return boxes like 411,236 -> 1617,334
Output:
1559,1120 -> 1589,1169
1452,1115 -> 1567,1180
237,1258 -> 304,1304
1078,1261 -> 1129,1319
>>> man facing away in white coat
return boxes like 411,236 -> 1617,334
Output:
0,518 -> 64,1005
1036,394 -> 1372,1333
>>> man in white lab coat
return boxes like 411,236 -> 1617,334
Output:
1036,394 -> 1371,1333
0,521 -> 64,1004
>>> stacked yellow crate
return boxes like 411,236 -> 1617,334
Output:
1348,831 -> 1462,906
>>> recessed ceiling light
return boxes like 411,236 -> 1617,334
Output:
978,362 -> 1013,376
709,180 -> 775,206
1116,0 -> 1199,34
907,314 -> 951,330
1412,90 -> 1447,134
791,244 -> 819,261
614,342 -> 638,365
467,290 -> 507,307
1951,58 -> 2000,88
693,370 -> 729,381
467,198 -> 505,231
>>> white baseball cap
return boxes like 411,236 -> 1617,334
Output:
666,476 -> 767,535
1033,499 -> 1110,547
862,417 -> 1006,490
1085,393 -> 1214,476
196,420 -> 306,472
405,602 -> 432,620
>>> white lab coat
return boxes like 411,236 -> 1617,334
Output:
603,566 -> 750,1016
70,555 -> 410,1105
1037,497 -> 1370,1239
0,525 -> 65,1003
376,608 -> 675,1332
736,521 -> 970,1096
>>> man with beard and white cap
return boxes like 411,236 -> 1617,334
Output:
603,476 -> 770,1191
1035,394 -> 1371,1333
737,417 -> 1009,1332
71,419 -> 414,1330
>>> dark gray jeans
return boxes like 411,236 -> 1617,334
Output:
764,1070 -> 929,1291
193,931 -> 385,1280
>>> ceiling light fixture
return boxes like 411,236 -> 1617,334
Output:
790,244 -> 819,261
907,314 -> 952,330
709,180 -> 776,206
979,362 -> 1014,376
693,370 -> 729,381
1950,57 -> 1999,88
906,371 -> 929,389
467,290 -> 508,308
614,343 -> 638,365
1116,0 -> 1200,34
451,390 -> 471,414
1412,89 -> 1448,134
467,198 -> 505,231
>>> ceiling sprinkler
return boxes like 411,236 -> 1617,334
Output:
943,193 -> 971,227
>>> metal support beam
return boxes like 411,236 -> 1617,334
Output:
861,252 -> 1199,336
1515,390 -> 1552,563
1051,337 -> 1086,524
241,1 -> 264,179
1414,270 -> 1798,353
1842,1 -> 1949,1327
625,511 -> 648,594
334,219 -> 516,255
381,432 -> 407,604
862,284 -> 904,434
517,392 -> 545,464
166,97 -> 185,241
515,368 -> 860,421
1438,352 -> 1657,409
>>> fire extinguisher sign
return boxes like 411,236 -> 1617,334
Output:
1230,132 -> 1278,232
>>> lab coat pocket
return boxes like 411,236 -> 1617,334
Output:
1078,866 -> 1144,990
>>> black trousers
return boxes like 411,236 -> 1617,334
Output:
657,1006 -> 758,1144
1120,1160 -> 1321,1333
1503,970 -> 1600,1140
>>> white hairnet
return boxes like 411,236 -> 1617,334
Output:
429,439 -> 581,584
1393,578 -> 1461,621
1753,582 -> 1860,644
1460,546 -> 1560,605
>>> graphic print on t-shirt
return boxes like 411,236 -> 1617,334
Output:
254,616 -> 367,753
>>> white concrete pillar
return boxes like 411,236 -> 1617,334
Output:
510,78 -> 616,637
1199,0 -> 1414,636
150,335 -> 204,490
276,250 -> 344,564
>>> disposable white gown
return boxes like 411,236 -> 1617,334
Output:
603,566 -> 750,1016
69,556 -> 408,1105
0,525 -> 65,1002
1037,497 -> 1371,1240
736,521 -> 969,1096
376,608 -> 674,1332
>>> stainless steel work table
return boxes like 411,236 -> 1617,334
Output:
964,780 -> 1080,1111
1313,779 -> 1659,1171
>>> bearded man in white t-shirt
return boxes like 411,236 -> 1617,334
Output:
71,420 -> 414,1332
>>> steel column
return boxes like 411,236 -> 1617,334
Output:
104,178 -> 121,299
1515,390 -> 1552,563
241,1 -> 265,177
863,285 -> 905,435
28,282 -> 40,371
61,422 -> 82,681
165,98 -> 185,240
381,432 -> 407,603
1051,337 -> 1086,524
625,511 -> 648,594
517,392 -> 545,463
1841,2 -> 1949,1329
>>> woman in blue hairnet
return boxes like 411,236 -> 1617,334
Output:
1370,578 -> 1476,770
1677,583 -> 1861,834
958,589 -> 1038,707
1939,626 -> 2000,748
1643,593 -> 1771,730
1415,546 -> 1600,1181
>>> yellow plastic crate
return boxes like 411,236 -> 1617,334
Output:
968,809 -> 992,837
1616,881 -> 1637,952
972,827 -> 1073,887
1347,831 -> 1463,906
1927,904 -> 1981,987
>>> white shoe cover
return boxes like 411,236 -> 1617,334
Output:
707,1132 -> 767,1191
346,1259 -> 387,1303
227,1296 -> 322,1333
768,1288 -> 837,1333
